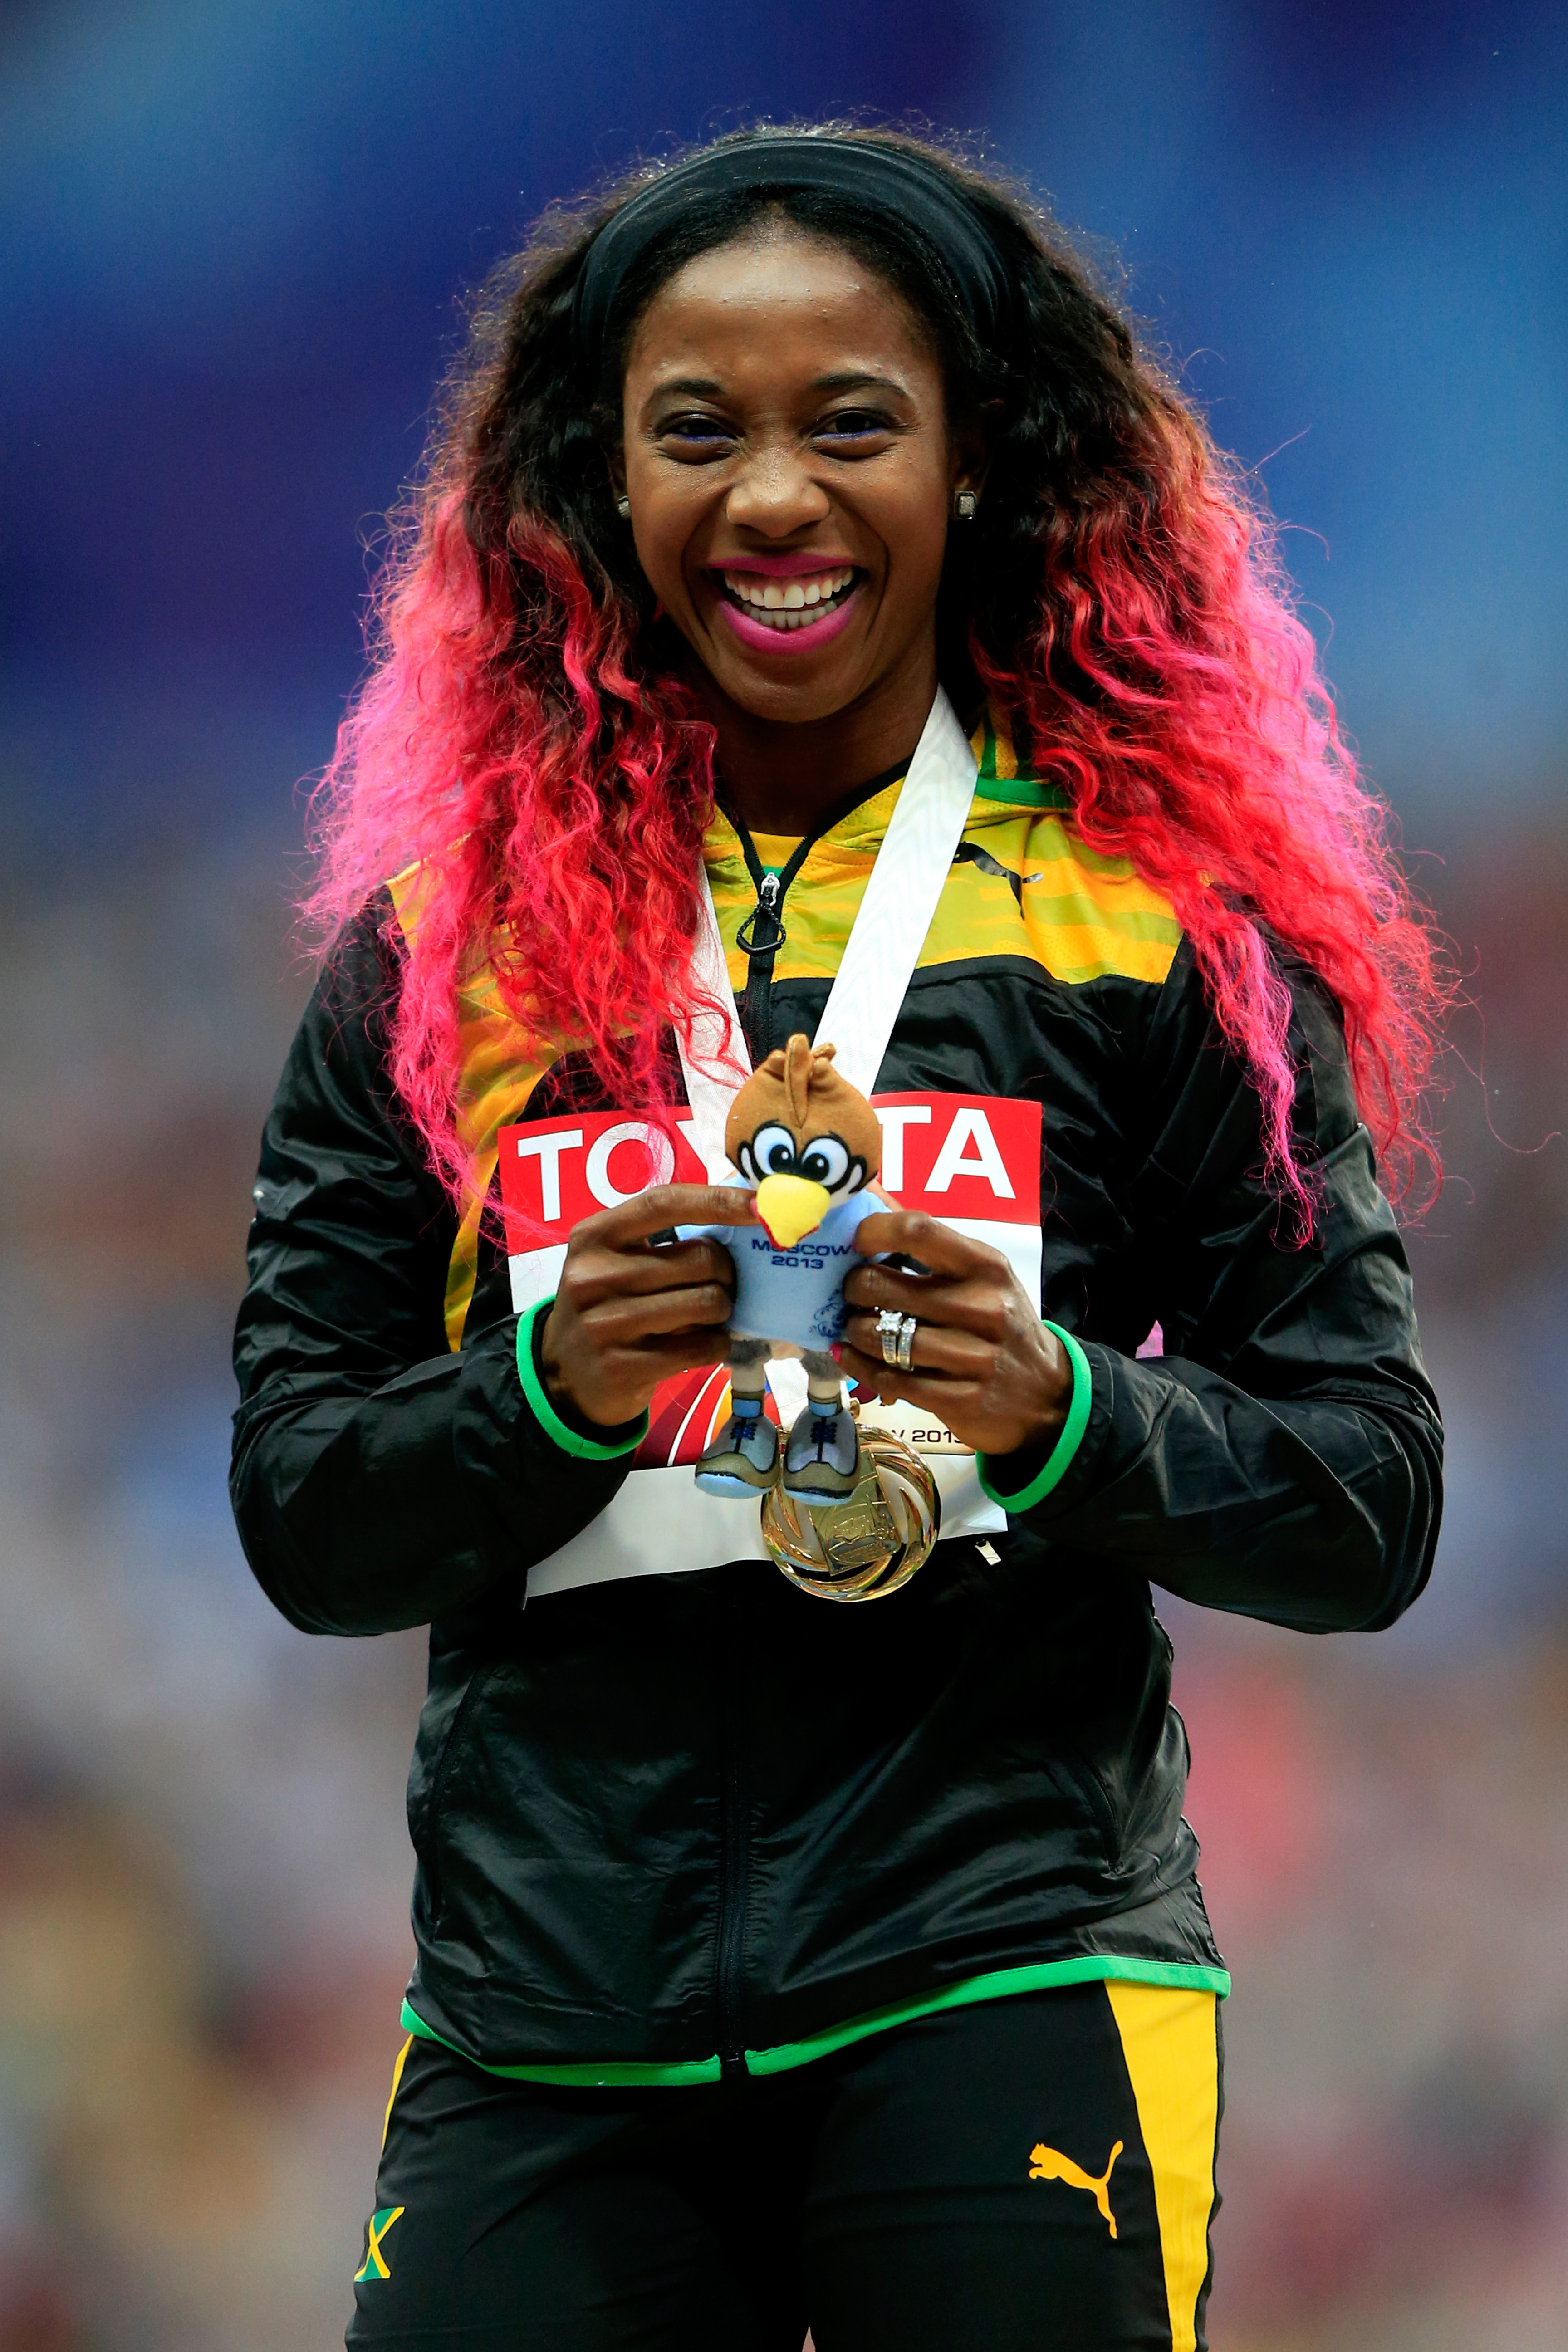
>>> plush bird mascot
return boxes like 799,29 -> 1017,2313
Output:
687,1034 -> 887,1507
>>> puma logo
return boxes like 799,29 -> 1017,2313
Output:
1028,2140 -> 1123,2238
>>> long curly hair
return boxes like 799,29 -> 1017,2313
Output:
305,122 -> 1444,1217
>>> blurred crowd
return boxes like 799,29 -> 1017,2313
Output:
0,828 -> 420,2348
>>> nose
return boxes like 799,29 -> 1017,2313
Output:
724,444 -> 831,539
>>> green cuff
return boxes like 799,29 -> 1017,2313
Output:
514,1297 -> 649,1463
977,1323 -> 1093,1513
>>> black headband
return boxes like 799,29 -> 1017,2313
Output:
572,135 -> 1014,376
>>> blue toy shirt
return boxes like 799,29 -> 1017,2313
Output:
682,1188 -> 886,1352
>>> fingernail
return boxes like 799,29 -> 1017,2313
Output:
829,1343 -> 842,1362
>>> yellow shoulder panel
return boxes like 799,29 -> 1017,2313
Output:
387,862 -> 560,1351
702,743 -> 1181,995
956,715 -> 1181,984
932,805 -> 1181,985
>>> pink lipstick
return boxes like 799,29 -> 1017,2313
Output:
710,551 -> 858,578
715,582 -> 864,655
706,555 -> 866,656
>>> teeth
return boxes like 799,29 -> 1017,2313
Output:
721,566 -> 855,618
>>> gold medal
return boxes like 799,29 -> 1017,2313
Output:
760,1421 -> 941,1601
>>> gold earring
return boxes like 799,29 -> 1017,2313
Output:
616,495 -> 632,521
954,490 -> 978,522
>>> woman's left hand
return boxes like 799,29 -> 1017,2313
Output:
838,1211 -> 1072,1460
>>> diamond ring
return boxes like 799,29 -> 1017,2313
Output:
877,1308 -> 918,1372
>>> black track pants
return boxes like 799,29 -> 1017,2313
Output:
348,1981 -> 1222,2351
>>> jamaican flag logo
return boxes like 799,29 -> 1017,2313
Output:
355,2205 -> 405,2283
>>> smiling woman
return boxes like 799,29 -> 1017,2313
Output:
232,126 -> 1446,2352
614,228 -> 977,786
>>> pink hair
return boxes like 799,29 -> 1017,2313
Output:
305,494 -> 725,1207
305,194 -> 1443,1225
971,407 -> 1444,1217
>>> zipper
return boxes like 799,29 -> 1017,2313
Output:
709,745 -> 929,2066
715,1578 -> 750,2078
736,869 -> 784,954
732,843 -> 805,1063
723,750 -> 916,1064
421,1659 -> 499,1927
1062,1744 -> 1125,1871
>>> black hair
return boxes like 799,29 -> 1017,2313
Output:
446,123 -> 1156,712
315,121 -> 1445,1225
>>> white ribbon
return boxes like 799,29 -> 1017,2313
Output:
677,686 -> 980,1174
525,689 -> 997,1599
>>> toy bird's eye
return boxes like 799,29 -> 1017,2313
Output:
799,1135 -> 851,1189
751,1125 -> 797,1176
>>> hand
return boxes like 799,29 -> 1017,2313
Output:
838,1211 -> 1072,1460
539,1184 -> 754,1431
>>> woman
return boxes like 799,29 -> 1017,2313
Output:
231,126 -> 1443,2351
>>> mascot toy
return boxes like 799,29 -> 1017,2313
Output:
686,1034 -> 887,1508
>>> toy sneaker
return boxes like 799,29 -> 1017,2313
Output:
782,1403 -> 861,1507
695,1405 -> 780,1497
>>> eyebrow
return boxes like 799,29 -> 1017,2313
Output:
811,370 -> 911,397
642,368 -> 913,408
645,376 -> 725,401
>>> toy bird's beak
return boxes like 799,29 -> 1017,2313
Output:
755,1174 -> 833,1250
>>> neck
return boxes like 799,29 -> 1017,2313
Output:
694,646 -> 940,837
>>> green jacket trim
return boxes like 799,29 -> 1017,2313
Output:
971,711 -> 1070,808
745,1955 -> 1231,2073
400,1954 -> 1230,2089
514,1297 -> 649,1463
976,1323 -> 1093,1512
400,2001 -> 722,2085
970,773 -> 1070,811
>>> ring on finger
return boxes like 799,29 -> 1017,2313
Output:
874,1308 -> 918,1372
874,1308 -> 920,1372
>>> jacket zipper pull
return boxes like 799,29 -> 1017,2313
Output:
737,871 -> 786,956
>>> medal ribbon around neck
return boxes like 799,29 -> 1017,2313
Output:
677,686 -> 980,1170
676,689 -> 979,1591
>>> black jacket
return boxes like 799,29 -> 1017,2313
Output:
231,745 -> 1441,2079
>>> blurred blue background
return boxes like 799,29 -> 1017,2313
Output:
2,5 -> 1564,2345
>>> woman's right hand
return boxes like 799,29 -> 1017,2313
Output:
537,1184 -> 754,1431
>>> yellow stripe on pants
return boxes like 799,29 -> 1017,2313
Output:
1104,1984 -> 1219,2352
382,2032 -> 415,2152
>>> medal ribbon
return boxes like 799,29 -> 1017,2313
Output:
522,691 -> 1000,1599
677,686 -> 980,1177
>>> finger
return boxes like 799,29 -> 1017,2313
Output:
579,1281 -> 735,1341
566,1238 -> 736,1308
842,1264 -> 1011,1337
834,1343 -> 988,1417
612,1328 -> 735,1380
583,1182 -> 756,1247
573,1329 -> 734,1421
851,1209 -> 1011,1279
841,1315 -> 994,1379
634,1185 -> 758,1230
